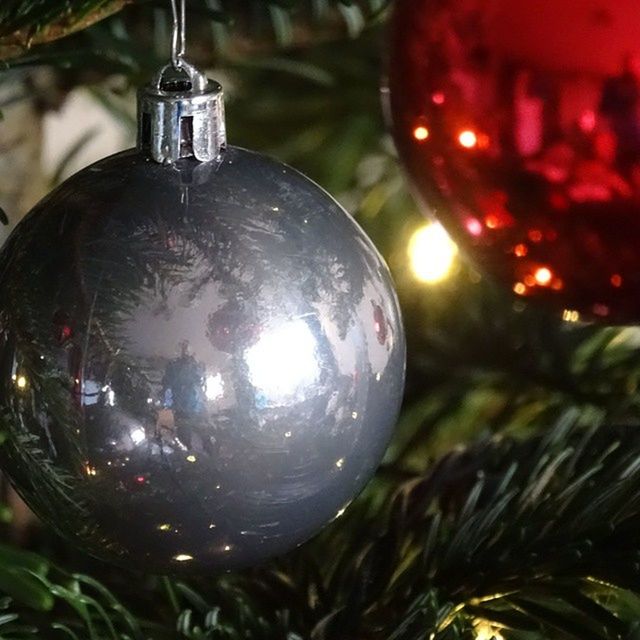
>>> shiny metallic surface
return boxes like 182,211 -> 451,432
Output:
137,65 -> 226,164
0,147 -> 405,573
389,0 -> 640,323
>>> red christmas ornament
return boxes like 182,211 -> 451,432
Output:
389,0 -> 640,323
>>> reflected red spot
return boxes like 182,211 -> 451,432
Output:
477,133 -> 491,149
514,243 -> 528,257
432,92 -> 445,105
579,109 -> 597,133
524,275 -> 536,287
528,229 -> 543,243
479,192 -> 515,229
165,232 -> 176,249
135,475 -> 146,484
551,278 -> 564,291
611,274 -> 623,288
465,217 -> 483,236
593,304 -> 610,317
484,214 -> 501,229
372,302 -> 388,345
546,230 -> 558,241
549,193 -> 569,210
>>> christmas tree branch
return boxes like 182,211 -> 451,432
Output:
0,1 -> 131,61
4,418 -> 640,639
0,1 -> 391,63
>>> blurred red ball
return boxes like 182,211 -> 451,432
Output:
389,0 -> 640,324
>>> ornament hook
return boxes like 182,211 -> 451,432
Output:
170,0 -> 187,69
137,0 -> 227,164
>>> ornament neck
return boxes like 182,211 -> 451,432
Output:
137,62 -> 226,165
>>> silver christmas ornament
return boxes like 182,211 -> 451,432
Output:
0,4 -> 405,573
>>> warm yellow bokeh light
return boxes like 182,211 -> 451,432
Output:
173,554 -> 194,562
409,223 -> 458,283
16,375 -> 27,390
563,309 -> 581,323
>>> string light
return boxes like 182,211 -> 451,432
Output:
408,222 -> 458,283
173,554 -> 193,562
534,267 -> 553,286
413,125 -> 430,141
563,309 -> 580,323
514,243 -> 528,257
458,129 -> 478,149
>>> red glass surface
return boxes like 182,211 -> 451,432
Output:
389,0 -> 640,323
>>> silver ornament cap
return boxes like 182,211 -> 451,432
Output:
137,61 -> 226,164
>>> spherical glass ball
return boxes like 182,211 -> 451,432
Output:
0,147 -> 405,573
389,0 -> 640,323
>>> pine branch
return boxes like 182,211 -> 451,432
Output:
0,0 -> 391,63
2,420 -> 640,639
0,1 -> 131,61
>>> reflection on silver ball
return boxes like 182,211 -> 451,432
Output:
0,147 -> 405,573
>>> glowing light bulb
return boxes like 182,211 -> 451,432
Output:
514,243 -> 528,257
173,554 -> 193,562
408,223 -> 458,283
534,267 -> 553,286
16,375 -> 27,389
563,309 -> 580,323
413,125 -> 430,141
458,129 -> 478,148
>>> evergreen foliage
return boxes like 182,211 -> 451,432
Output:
2,1 -> 640,638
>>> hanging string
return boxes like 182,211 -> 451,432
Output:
170,0 -> 186,68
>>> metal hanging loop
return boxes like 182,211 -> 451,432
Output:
136,0 -> 227,164
170,0 -> 187,68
